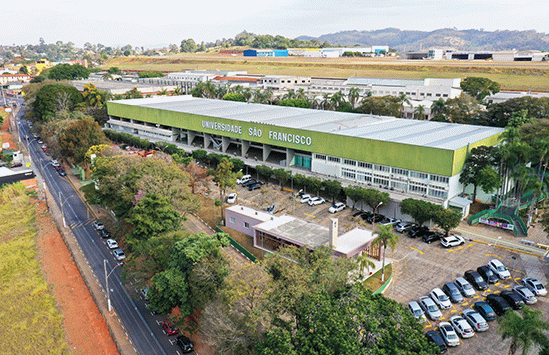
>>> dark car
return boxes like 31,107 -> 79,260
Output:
10,162 -> 23,168
58,169 -> 66,176
442,282 -> 464,303
500,290 -> 524,310
477,265 -> 499,284
464,270 -> 488,291
175,335 -> 194,353
359,211 -> 373,221
422,231 -> 443,244
366,214 -> 385,224
473,301 -> 497,321
485,294 -> 512,316
241,179 -> 257,187
248,181 -> 264,191
352,210 -> 365,217
425,330 -> 448,354
99,229 -> 111,238
408,226 -> 429,238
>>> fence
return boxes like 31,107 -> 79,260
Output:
216,227 -> 257,263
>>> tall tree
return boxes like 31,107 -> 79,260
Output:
210,158 -> 238,220
498,306 -> 549,355
433,208 -> 462,237
459,145 -> 500,201
400,198 -> 441,226
373,224 -> 400,281
58,116 -> 108,163
322,179 -> 342,203
461,77 -> 501,101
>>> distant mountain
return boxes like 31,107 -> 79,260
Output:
297,28 -> 549,51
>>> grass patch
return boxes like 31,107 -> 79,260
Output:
0,183 -> 69,354
363,263 -> 392,292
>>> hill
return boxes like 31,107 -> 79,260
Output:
297,28 -> 549,51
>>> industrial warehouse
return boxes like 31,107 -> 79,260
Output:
106,96 -> 504,208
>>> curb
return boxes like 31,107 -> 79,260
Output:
373,272 -> 393,295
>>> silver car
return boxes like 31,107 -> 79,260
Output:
513,285 -> 537,304
439,322 -> 460,347
408,301 -> 426,323
450,315 -> 475,338
522,277 -> 547,297
462,309 -> 489,332
419,296 -> 442,320
455,277 -> 476,297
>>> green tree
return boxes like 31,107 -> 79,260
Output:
414,104 -> 426,120
278,98 -> 311,108
373,224 -> 400,281
541,211 -> 549,236
400,198 -> 441,226
305,176 -> 322,196
498,306 -> 549,355
442,93 -> 481,124
345,185 -> 366,210
433,208 -> 462,237
58,116 -> 107,163
180,38 -> 197,53
322,179 -> 342,203
256,165 -> 273,183
273,168 -> 290,189
148,268 -> 190,316
363,188 -> 390,211
82,83 -> 107,108
461,77 -> 501,101
348,87 -> 360,108
48,63 -> 90,80
459,145 -> 500,201
19,65 -> 28,74
137,71 -> 163,78
107,66 -> 121,74
222,92 -> 246,102
32,83 -> 83,121
356,254 -> 375,279
210,158 -> 238,220
127,194 -> 182,245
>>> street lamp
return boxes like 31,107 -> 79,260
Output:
373,201 -> 383,225
58,191 -> 73,227
104,259 -> 123,312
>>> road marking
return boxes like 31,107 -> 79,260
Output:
466,244 -> 473,248
410,247 -> 423,254
485,254 -> 502,259
462,302 -> 469,306
447,249 -> 455,253
440,317 -> 445,320
457,246 -> 463,250
424,324 -> 432,329
451,309 -> 457,313
504,285 -> 511,288
495,282 -> 501,286
473,295 -> 480,299
493,290 -> 500,294
303,213 -> 316,218
486,289 -> 492,292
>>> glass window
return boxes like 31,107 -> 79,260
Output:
328,156 -> 341,163
244,222 -> 249,228
358,162 -> 372,169
343,159 -> 357,166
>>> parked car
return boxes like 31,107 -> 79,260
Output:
449,315 -> 475,339
366,213 -> 385,224
379,217 -> 401,226
500,290 -> 524,310
485,294 -> 512,316
395,221 -> 417,233
488,259 -> 511,279
441,235 -> 465,248
248,182 -> 264,191
58,169 -> 66,176
92,221 -> 105,230
226,192 -> 237,204
442,282 -> 464,304
425,330 -> 448,354
236,174 -> 251,185
439,322 -> 460,347
106,239 -> 118,249
513,285 -> 538,304
419,296 -> 442,320
141,287 -> 149,301
473,301 -> 497,321
430,288 -> 452,310
308,197 -> 326,206
464,270 -> 488,291
113,248 -> 126,261
454,277 -> 476,298
99,229 -> 111,239
462,309 -> 489,332
175,335 -> 194,353
359,211 -> 373,221
477,265 -> 499,284
241,179 -> 257,188
328,202 -> 346,213
10,162 -> 23,168
408,301 -> 426,323
55,165 -> 64,171
300,194 -> 312,203
266,204 -> 276,213
37,138 -> 43,144
522,277 -> 547,296
161,320 -> 179,336
51,159 -> 59,167
408,225 -> 429,238
422,231 -> 444,244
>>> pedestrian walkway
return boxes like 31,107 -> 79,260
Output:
521,254 -> 548,285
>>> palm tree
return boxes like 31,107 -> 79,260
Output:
414,105 -> 426,120
102,72 -> 113,80
431,98 -> 445,117
296,88 -> 307,100
242,87 -> 253,102
372,224 -> 400,281
320,93 -> 332,110
356,254 -> 375,279
499,306 -> 549,355
348,87 -> 360,108
157,88 -> 168,96
397,93 -> 411,118
173,87 -> 183,96
330,91 -> 345,111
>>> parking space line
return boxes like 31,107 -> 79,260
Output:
409,247 -> 423,254
457,246 -> 463,250
473,295 -> 480,299
493,290 -> 500,294
447,249 -> 455,253
485,254 -> 501,259
461,302 -> 469,306
494,282 -> 501,286
486,289 -> 492,292
450,309 -> 457,313
303,213 -> 316,218
503,285 -> 511,288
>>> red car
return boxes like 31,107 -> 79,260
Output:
161,320 -> 179,336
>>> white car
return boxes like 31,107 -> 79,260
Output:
441,235 -> 465,248
379,217 -> 401,226
92,221 -> 105,230
300,194 -> 311,203
51,159 -> 59,167
488,259 -> 511,279
106,239 -> 118,249
430,288 -> 452,310
236,175 -> 251,185
226,192 -> 237,204
450,315 -> 475,338
454,277 -> 476,297
439,322 -> 460,347
328,202 -> 346,213
522,277 -> 547,296
308,197 -> 326,206
113,249 -> 126,261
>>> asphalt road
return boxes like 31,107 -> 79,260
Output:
15,103 -> 193,355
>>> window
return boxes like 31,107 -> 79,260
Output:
443,94 -> 448,97
374,165 -> 390,173
229,217 -> 235,224
314,154 -> 327,160
429,188 -> 448,198
357,172 -> 372,183
328,156 -> 341,163
342,168 -> 356,180
373,175 -> 389,186
430,174 -> 449,184
391,181 -> 407,190
244,222 -> 250,229
436,93 -> 441,97
409,182 -> 427,194
427,93 -> 432,97
343,159 -> 357,166
392,168 -> 409,176
358,161 -> 372,169
410,171 -> 428,179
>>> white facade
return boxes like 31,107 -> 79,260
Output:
261,75 -> 312,90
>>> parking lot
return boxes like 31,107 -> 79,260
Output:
222,181 -> 549,354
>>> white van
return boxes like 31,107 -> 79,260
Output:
237,174 -> 252,185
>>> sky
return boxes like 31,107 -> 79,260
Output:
2,0 -> 548,48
